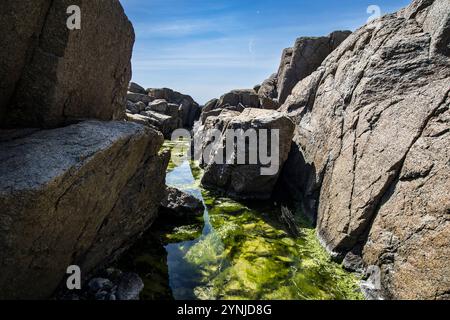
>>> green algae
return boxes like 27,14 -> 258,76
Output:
162,139 -> 191,173
120,141 -> 363,300
187,192 -> 363,300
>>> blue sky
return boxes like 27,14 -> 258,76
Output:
120,0 -> 410,104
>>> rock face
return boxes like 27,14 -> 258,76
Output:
0,0 -> 134,128
280,0 -> 450,299
256,31 -> 351,110
199,108 -> 295,199
0,121 -> 169,299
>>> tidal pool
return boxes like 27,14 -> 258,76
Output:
118,144 -> 363,300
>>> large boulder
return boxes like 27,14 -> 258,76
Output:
280,0 -> 450,299
0,0 -> 135,128
0,121 -> 169,299
199,108 -> 294,199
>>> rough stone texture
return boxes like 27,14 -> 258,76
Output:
125,113 -> 159,132
200,104 -> 245,124
115,272 -> 144,300
256,31 -> 351,109
199,108 -> 294,199
147,99 -> 169,113
160,187 -> 205,219
0,0 -> 135,128
139,110 -> 179,139
197,89 -> 262,124
147,88 -> 200,128
193,109 -> 243,167
280,0 -> 450,299
257,74 -> 280,110
127,92 -> 154,105
278,31 -> 351,104
0,121 -> 169,299
147,100 -> 183,125
0,0 -> 52,125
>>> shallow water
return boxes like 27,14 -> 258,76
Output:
118,145 -> 363,300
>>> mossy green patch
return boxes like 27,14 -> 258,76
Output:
121,143 -> 363,300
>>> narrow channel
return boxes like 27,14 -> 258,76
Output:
118,143 -> 363,300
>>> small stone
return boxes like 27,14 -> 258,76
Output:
342,252 -> 364,273
116,273 -> 144,300
88,278 -> 114,293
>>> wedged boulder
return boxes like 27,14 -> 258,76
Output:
147,99 -> 169,113
127,92 -> 154,105
0,0 -> 135,128
197,89 -> 261,124
203,98 -> 219,113
125,113 -> 159,132
217,89 -> 261,109
160,187 -> 205,219
147,100 -> 183,122
128,82 -> 146,95
140,110 -> 179,139
200,104 -> 245,124
147,88 -> 200,128
0,120 -> 169,299
279,0 -> 450,299
199,108 -> 294,199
